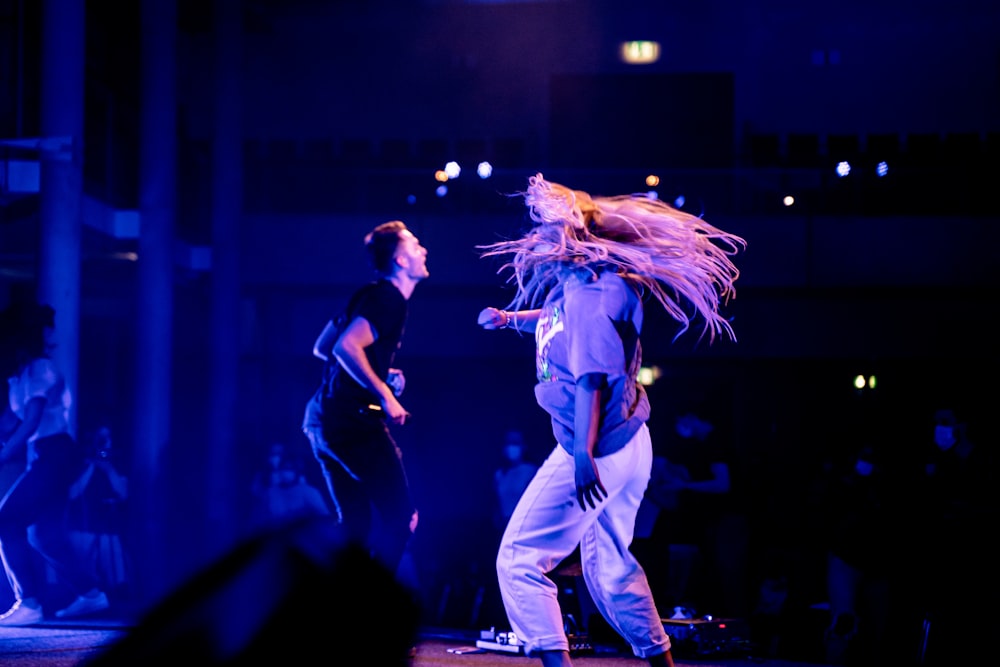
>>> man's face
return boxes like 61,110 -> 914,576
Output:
395,229 -> 430,280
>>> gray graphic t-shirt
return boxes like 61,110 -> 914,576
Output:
533,270 -> 650,457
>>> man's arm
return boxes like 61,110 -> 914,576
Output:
333,317 -> 410,425
312,318 -> 341,362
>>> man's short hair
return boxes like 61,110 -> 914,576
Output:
365,220 -> 408,275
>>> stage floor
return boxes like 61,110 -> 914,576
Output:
0,621 -> 836,667
410,637 -> 830,667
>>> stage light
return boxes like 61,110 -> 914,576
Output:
434,170 -> 448,182
477,161 -> 493,179
637,365 -> 662,386
444,161 -> 461,179
645,174 -> 660,187
620,41 -> 660,64
852,374 -> 877,390
435,185 -> 448,197
673,195 -> 685,208
783,195 -> 795,207
876,161 -> 889,177
836,161 -> 851,177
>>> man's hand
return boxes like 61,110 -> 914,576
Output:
381,393 -> 411,425
387,368 -> 406,396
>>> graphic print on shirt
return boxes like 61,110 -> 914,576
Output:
534,305 -> 563,382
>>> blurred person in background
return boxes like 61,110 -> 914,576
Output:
248,441 -> 330,530
900,406 -> 996,666
66,425 -> 131,605
0,301 -> 110,625
814,442 -> 900,666
492,428 -> 539,533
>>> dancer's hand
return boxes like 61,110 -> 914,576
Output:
477,307 -> 508,330
575,453 -> 607,511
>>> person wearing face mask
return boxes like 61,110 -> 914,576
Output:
917,408 -> 991,555
903,406 -> 996,666
815,443 -> 900,666
492,429 -> 539,534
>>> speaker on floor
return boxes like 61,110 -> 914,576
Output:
85,516 -> 420,666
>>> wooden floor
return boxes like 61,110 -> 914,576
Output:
0,621 -> 127,667
0,622 -> 832,667
3,618 -> 968,667
410,631 -> 831,667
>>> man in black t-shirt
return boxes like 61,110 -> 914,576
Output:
303,220 -> 429,579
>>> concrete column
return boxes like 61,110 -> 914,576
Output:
206,0 -> 243,557
37,0 -> 84,436
133,0 -> 177,610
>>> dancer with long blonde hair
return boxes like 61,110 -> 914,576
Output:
477,173 -> 744,667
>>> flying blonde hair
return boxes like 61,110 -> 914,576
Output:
479,173 -> 746,342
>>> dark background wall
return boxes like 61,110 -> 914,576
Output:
1,0 -> 998,632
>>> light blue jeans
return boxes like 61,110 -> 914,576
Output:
496,424 -> 671,658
